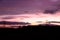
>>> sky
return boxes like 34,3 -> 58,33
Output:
0,0 -> 60,23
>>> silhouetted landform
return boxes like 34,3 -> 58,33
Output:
0,21 -> 31,25
0,24 -> 60,32
18,24 -> 60,33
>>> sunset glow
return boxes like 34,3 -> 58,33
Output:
0,11 -> 60,25
0,0 -> 60,27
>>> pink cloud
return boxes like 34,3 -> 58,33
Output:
0,11 -> 60,23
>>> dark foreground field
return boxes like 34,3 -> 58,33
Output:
0,24 -> 60,36
0,24 -> 60,32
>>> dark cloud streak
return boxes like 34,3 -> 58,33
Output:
44,4 -> 60,14
2,16 -> 14,19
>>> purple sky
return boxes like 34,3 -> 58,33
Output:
0,0 -> 60,15
0,0 -> 60,22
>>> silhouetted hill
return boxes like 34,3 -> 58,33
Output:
0,24 -> 60,37
0,24 -> 60,33
0,24 -> 59,38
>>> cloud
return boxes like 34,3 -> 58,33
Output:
2,16 -> 14,19
0,11 -> 60,22
43,4 -> 60,14
43,9 -> 58,14
0,0 -> 60,15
